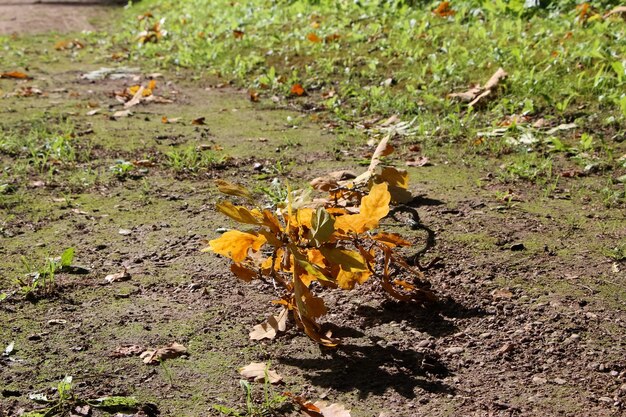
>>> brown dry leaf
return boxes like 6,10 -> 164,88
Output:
238,362 -> 282,383
124,85 -> 145,108
491,288 -> 513,299
604,6 -> 626,18
314,401 -> 351,417
310,170 -> 356,191
406,156 -> 430,167
110,344 -> 143,358
433,1 -> 455,17
249,89 -> 260,102
307,32 -> 322,43
291,83 -> 306,96
54,39 -> 84,50
448,68 -> 507,107
86,108 -> 101,116
132,159 -> 156,167
104,267 -> 130,284
249,308 -> 288,340
113,109 -> 131,118
0,71 -> 30,79
161,116 -> 181,124
140,342 -> 187,364
192,116 -> 206,125
233,29 -> 245,39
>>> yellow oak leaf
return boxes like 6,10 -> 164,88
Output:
214,179 -> 252,200
336,268 -> 371,289
372,232 -> 412,247
335,183 -> 390,233
216,201 -> 263,225
207,230 -> 266,262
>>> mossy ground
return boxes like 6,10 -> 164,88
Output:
2,2 -> 626,417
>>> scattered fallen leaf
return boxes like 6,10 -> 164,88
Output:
233,29 -> 244,39
192,116 -> 206,125
491,288 -> 513,299
307,33 -> 322,43
238,362 -> 282,383
124,86 -> 145,108
161,116 -> 181,124
140,342 -> 187,364
249,89 -> 260,102
546,122 -> 577,134
104,267 -> 131,284
54,39 -> 84,50
132,159 -> 156,167
110,345 -> 143,358
0,71 -> 30,79
406,156 -> 430,167
249,308 -> 288,340
604,5 -> 626,19
112,110 -> 131,118
448,67 -> 507,107
433,1 -> 455,17
291,83 -> 306,96
86,108 -> 101,116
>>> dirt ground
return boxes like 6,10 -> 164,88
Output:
1,4 -> 625,417
0,0 -> 121,35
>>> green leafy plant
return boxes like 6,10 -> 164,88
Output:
15,248 -> 75,297
23,376 -> 143,417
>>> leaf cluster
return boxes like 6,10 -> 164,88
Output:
206,174 -> 434,346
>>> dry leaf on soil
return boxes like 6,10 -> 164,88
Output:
0,71 -> 31,79
238,362 -> 282,383
140,342 -> 187,364
448,67 -> 507,107
249,308 -> 288,340
110,345 -> 143,358
104,267 -> 130,284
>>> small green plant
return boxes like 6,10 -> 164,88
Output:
604,243 -> 626,261
109,159 -> 136,179
15,248 -> 75,297
23,376 -> 142,417
213,378 -> 287,417
165,146 -> 224,173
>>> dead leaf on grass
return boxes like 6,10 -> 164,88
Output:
0,71 -> 31,79
288,394 -> 351,417
249,308 -> 288,340
604,5 -> 626,19
238,362 -> 282,383
291,83 -> 306,96
192,116 -> 206,125
55,39 -> 84,50
161,116 -> 181,124
110,344 -> 143,358
86,108 -> 101,116
406,156 -> 430,167
112,110 -> 132,118
140,342 -> 187,364
104,267 -> 130,284
448,67 -> 507,107
124,86 -> 145,108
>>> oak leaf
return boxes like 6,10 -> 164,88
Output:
207,230 -> 266,262
214,179 -> 252,200
140,342 -> 187,364
249,308 -> 288,340
238,362 -> 282,383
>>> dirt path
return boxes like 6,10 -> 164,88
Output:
0,0 -> 121,35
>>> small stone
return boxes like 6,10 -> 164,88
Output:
598,396 -> 613,403
118,228 -> 132,235
554,378 -> 566,385
445,346 -> 464,354
417,340 -> 430,348
479,332 -> 491,339
532,376 -> 547,385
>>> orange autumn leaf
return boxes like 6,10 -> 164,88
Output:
206,230 -> 266,262
433,1 -> 455,17
290,83 -> 306,96
231,263 -> 258,282
307,32 -> 322,43
335,183 -> 390,234
0,71 -> 30,79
